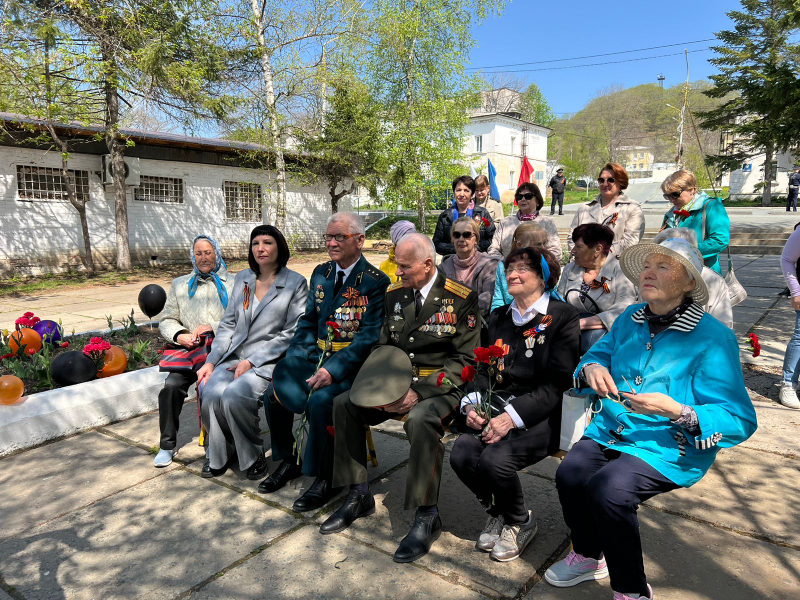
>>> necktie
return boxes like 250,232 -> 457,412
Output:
333,270 -> 345,297
414,290 -> 423,317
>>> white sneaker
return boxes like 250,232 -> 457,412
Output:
544,549 -> 609,587
779,385 -> 800,409
614,583 -> 654,599
153,448 -> 176,467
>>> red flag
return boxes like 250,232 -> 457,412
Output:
515,156 -> 534,204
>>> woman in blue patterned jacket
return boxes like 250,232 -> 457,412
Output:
544,238 -> 757,600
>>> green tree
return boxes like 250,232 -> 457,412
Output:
364,0 -> 505,231
700,0 -> 800,205
517,83 -> 555,128
293,73 -> 383,213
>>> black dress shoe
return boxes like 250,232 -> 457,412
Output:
246,454 -> 269,480
319,489 -> 376,534
393,510 -> 442,563
292,477 -> 343,513
258,458 -> 302,493
200,458 -> 227,478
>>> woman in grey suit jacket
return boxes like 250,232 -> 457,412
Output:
196,225 -> 308,480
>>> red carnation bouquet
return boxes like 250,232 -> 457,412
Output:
746,333 -> 761,358
82,336 -> 111,370
15,311 -> 41,329
436,345 -> 506,421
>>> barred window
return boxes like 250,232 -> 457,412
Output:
224,181 -> 262,222
134,175 -> 184,203
16,165 -> 90,202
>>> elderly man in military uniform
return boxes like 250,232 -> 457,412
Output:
264,212 -> 390,513
319,233 -> 481,563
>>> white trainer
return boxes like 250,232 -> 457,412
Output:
153,448 -> 176,468
779,384 -> 800,409
544,549 -> 609,587
614,583 -> 654,599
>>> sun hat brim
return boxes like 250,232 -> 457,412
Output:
619,243 -> 709,305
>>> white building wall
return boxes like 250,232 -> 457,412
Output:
728,150 -> 795,199
0,147 -> 350,275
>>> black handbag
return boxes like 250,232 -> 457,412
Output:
564,289 -> 608,353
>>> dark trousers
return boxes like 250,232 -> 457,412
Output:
787,187 -> 798,211
550,192 -> 564,214
267,379 -> 351,478
555,439 -> 678,596
158,370 -> 198,450
332,390 -> 458,510
450,419 -> 552,525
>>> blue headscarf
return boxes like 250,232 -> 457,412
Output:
452,198 -> 474,222
188,235 -> 229,309
540,255 -> 564,301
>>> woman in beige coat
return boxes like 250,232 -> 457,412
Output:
568,163 -> 644,256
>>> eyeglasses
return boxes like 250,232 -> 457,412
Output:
322,233 -> 359,243
452,231 -> 474,240
597,177 -> 616,184
506,264 -> 535,274
514,192 -> 535,200
663,190 -> 684,200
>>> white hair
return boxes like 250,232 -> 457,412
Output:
327,212 -> 365,235
652,228 -> 698,248
398,233 -> 436,262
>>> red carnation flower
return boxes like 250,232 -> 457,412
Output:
487,345 -> 505,358
481,217 -> 490,227
61,341 -> 69,348
23,312 -> 34,318
461,365 -> 476,383
325,321 -> 340,329
436,372 -> 446,387
473,347 -> 492,364
673,209 -> 691,217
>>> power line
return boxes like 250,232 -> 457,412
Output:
479,48 -> 713,74
467,38 -> 715,70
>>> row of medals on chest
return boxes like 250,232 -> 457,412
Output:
394,302 -> 457,335
330,293 -> 367,339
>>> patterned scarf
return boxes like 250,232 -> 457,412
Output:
188,235 -> 229,309
516,211 -> 538,222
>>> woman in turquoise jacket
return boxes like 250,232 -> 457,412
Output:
544,238 -> 757,600
659,170 -> 730,273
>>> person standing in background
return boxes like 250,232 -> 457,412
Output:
549,168 -> 567,216
787,168 -> 800,212
474,174 -> 505,223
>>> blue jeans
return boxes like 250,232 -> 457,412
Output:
782,310 -> 800,385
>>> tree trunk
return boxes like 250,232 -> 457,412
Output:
329,179 -> 354,214
101,40 -> 131,271
763,144 -> 774,206
251,0 -> 286,229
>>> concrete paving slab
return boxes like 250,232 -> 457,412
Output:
182,429 -> 409,517
327,453 -> 569,599
521,455 -> 562,481
524,507 -> 800,600
0,430 -> 174,540
739,286 -> 783,298
740,400 -> 800,455
0,469 -> 300,600
648,444 -> 800,547
192,524 -> 490,600
102,399 -> 206,463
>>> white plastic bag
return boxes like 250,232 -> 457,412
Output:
560,390 -> 592,452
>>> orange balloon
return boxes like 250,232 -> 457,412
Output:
0,375 -> 25,405
97,345 -> 128,378
8,328 -> 43,355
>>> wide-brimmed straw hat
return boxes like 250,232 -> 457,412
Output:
619,238 -> 709,305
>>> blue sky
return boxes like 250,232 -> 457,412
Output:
467,0 -> 741,115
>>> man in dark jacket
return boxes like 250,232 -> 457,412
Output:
549,168 -> 567,216
787,168 -> 800,212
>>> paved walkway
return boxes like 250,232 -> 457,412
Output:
1,255 -> 799,599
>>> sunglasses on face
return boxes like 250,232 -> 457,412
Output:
452,231 -> 474,240
663,190 -> 684,200
597,177 -> 615,184
515,192 -> 535,200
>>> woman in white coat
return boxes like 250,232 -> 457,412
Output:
196,225 -> 308,480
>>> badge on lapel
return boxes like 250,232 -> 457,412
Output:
243,284 -> 251,310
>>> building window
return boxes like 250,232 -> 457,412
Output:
509,170 -> 515,188
224,181 -> 262,222
510,136 -> 516,154
534,171 -> 543,181
638,152 -> 643,159
16,165 -> 90,202
639,163 -> 644,170
134,175 -> 184,203
475,135 -> 483,153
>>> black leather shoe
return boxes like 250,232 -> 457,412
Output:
292,477 -> 342,513
258,458 -> 302,493
393,510 -> 443,563
246,454 -> 269,480
319,489 -> 376,534
200,458 -> 227,478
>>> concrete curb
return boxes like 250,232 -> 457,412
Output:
0,366 -> 167,457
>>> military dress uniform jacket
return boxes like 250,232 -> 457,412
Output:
381,271 -> 481,400
285,255 -> 390,383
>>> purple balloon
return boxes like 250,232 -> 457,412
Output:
33,320 -> 62,345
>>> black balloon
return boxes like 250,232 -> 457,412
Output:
138,284 -> 167,318
51,351 -> 97,386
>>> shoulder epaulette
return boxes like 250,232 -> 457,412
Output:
386,281 -> 404,293
444,278 -> 472,299
363,264 -> 385,280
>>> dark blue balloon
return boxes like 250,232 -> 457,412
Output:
138,284 -> 167,318
50,351 -> 97,386
33,320 -> 62,346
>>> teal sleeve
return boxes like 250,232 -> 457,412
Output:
491,263 -> 505,311
697,200 -> 730,259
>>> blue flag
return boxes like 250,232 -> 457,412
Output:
488,159 -> 500,200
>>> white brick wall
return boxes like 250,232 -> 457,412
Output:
0,147 -> 351,275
